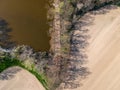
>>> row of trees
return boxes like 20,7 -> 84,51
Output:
55,0 -> 120,89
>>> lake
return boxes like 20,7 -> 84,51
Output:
0,0 -> 50,51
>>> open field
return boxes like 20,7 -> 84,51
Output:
0,66 -> 45,90
65,6 -> 120,90
79,6 -> 120,90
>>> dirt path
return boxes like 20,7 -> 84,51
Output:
64,6 -> 120,90
0,66 -> 45,90
51,0 -> 61,56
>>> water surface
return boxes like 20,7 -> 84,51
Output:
0,0 -> 50,51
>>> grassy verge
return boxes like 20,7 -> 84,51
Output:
0,56 -> 49,90
115,1 -> 120,6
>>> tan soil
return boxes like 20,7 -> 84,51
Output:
64,6 -> 120,90
0,66 -> 45,90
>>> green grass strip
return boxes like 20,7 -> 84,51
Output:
0,57 -> 49,90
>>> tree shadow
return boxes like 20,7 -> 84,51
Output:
0,18 -> 16,49
61,4 -> 119,89
89,5 -> 118,15
0,67 -> 21,80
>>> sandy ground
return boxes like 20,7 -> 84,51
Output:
65,6 -> 120,90
0,66 -> 45,90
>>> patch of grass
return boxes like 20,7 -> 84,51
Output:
115,1 -> 120,6
0,57 -> 21,72
0,56 -> 49,90
27,68 -> 48,90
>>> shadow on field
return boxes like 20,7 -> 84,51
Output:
62,5 -> 119,89
0,67 -> 21,80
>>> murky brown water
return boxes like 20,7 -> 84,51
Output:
0,0 -> 50,51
